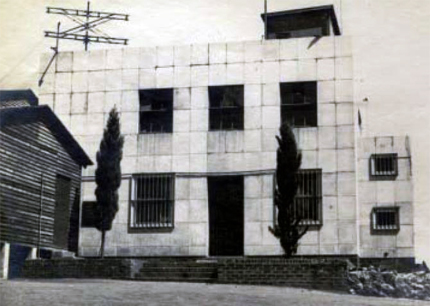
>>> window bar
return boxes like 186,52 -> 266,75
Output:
164,175 -> 167,227
155,175 -> 158,227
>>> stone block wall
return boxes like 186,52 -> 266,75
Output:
358,136 -> 414,258
39,36 -> 360,257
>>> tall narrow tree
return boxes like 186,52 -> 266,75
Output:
95,107 -> 124,258
269,122 -> 308,257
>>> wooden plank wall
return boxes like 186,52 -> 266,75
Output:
0,120 -> 82,251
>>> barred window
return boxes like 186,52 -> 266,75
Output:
129,174 -> 175,231
209,85 -> 244,130
274,169 -> 322,228
295,169 -> 322,226
372,207 -> 399,233
81,201 -> 98,228
139,89 -> 173,133
369,154 -> 398,180
280,82 -> 317,127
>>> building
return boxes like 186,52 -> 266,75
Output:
37,5 -> 414,260
0,90 -> 92,278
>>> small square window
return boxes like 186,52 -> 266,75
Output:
81,201 -> 98,228
371,207 -> 399,233
369,154 -> 398,180
280,82 -> 317,127
209,85 -> 244,131
139,89 -> 173,133
129,174 -> 175,232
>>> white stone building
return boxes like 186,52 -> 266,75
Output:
38,5 -> 414,260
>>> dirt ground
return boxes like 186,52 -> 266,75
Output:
0,279 -> 427,306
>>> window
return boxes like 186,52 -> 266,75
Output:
209,85 -> 244,130
371,207 -> 399,233
139,89 -> 173,133
369,154 -> 398,180
295,169 -> 322,226
261,5 -> 341,40
81,201 -> 98,228
53,175 -> 71,247
129,174 -> 175,231
280,82 -> 317,127
274,169 -> 323,228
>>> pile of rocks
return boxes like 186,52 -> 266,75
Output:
347,266 -> 430,300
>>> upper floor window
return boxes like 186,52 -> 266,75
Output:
139,89 -> 173,133
261,5 -> 341,40
280,82 -> 317,127
371,207 -> 399,234
129,174 -> 175,232
369,154 -> 398,180
209,85 -> 244,131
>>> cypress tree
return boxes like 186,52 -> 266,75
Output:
95,106 -> 124,258
269,122 -> 308,257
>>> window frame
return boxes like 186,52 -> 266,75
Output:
280,81 -> 318,128
208,85 -> 244,131
138,88 -> 174,134
369,153 -> 398,181
273,168 -> 323,230
371,207 -> 400,235
128,173 -> 175,233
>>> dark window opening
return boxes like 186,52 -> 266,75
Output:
129,174 -> 175,231
369,154 -> 398,180
261,5 -> 341,40
371,207 -> 399,234
280,82 -> 317,127
274,169 -> 322,228
209,85 -> 244,131
81,201 -> 98,228
53,175 -> 71,248
139,89 -> 173,133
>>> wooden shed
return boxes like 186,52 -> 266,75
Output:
0,102 -> 92,278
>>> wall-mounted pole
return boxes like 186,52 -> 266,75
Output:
264,0 -> 268,39
85,1 -> 90,51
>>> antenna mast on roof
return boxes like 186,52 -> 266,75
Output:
39,1 -> 129,86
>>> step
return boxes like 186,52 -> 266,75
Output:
139,262 -> 218,268
134,276 -> 216,283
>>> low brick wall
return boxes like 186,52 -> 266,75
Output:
217,257 -> 348,291
20,257 -> 349,292
21,258 -> 131,279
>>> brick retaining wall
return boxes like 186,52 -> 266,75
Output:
217,257 -> 348,291
21,257 -> 349,292
21,258 -> 131,279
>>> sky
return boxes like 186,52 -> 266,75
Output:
0,0 -> 429,261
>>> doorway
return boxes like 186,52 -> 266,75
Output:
208,176 -> 244,256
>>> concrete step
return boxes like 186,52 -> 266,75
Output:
134,276 -> 217,283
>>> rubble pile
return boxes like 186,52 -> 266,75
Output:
347,266 -> 430,300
